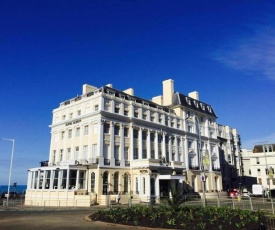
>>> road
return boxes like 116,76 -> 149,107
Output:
0,210 -> 143,230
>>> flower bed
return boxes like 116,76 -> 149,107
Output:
90,205 -> 267,229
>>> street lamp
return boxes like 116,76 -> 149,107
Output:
0,138 -> 15,206
186,114 -> 206,207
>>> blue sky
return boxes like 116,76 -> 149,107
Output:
0,0 -> 275,184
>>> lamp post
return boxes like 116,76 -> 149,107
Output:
0,138 -> 15,206
187,114 -> 206,207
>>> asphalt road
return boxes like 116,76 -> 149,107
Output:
0,210 -> 141,230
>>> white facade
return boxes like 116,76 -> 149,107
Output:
25,79 -> 235,206
247,144 -> 275,190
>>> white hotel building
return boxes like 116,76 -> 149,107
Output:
25,79 -> 239,206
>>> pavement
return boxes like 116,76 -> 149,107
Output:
0,208 -> 146,230
0,206 -> 157,230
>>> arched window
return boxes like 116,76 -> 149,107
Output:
90,172 -> 95,193
123,173 -> 128,193
150,177 -> 155,195
114,172 -> 119,194
102,171 -> 108,195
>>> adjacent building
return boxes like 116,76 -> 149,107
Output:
25,79 -> 240,206
243,144 -> 275,191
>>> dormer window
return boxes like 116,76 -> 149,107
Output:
108,90 -> 115,96
207,106 -> 212,113
143,102 -> 149,106
185,97 -> 191,105
200,103 -> 205,110
193,101 -> 199,108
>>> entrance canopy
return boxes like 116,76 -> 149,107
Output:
159,175 -> 186,180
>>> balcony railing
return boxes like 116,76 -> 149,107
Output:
104,159 -> 110,165
115,160 -> 120,166
189,166 -> 199,170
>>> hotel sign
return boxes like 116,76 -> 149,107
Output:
65,119 -> 81,126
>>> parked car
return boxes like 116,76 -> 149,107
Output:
227,189 -> 240,198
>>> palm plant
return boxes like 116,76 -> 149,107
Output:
165,183 -> 185,211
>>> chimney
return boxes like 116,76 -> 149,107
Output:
188,91 -> 199,100
163,79 -> 174,106
123,88 -> 134,96
82,84 -> 97,94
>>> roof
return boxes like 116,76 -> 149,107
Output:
172,92 -> 218,118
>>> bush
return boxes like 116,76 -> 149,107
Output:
90,205 -> 267,229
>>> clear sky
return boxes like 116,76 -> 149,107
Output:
0,0 -> 275,185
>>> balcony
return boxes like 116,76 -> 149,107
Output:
189,166 -> 199,170
132,159 -> 165,168
212,167 -> 221,172
104,159 -> 110,165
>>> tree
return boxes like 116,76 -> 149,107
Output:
165,183 -> 185,211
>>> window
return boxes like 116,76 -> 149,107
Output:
70,113 -> 73,119
60,149 -> 63,161
143,177 -> 146,194
150,114 -> 155,122
257,168 -> 261,176
103,144 -> 109,159
150,133 -> 155,142
60,169 -> 67,189
68,129 -> 72,138
62,115 -> 66,120
133,129 -> 138,139
269,145 -> 273,152
249,169 -> 251,175
61,131 -> 65,140
53,169 -> 59,189
150,149 -> 155,159
67,148 -> 71,160
134,147 -> 138,159
77,110 -> 81,116
92,144 -> 97,159
94,105 -> 99,111
84,125 -> 89,135
256,157 -> 260,164
124,127 -> 129,137
75,127 -> 80,137
142,111 -> 147,120
142,131 -> 147,140
134,109 -> 139,118
142,149 -> 147,159
53,150 -> 56,163
69,170 -> 77,189
104,101 -> 110,111
114,125 -> 120,135
135,177 -> 139,194
258,178 -> 262,185
124,108 -> 129,116
124,173 -> 129,193
45,170 -> 51,189
114,146 -> 120,160
114,172 -> 119,194
187,125 -> 193,133
104,123 -> 110,133
90,172 -> 95,193
124,147 -> 129,160
79,170 -> 86,189
115,104 -> 120,113
267,178 -> 270,185
83,145 -> 88,161
75,146 -> 80,160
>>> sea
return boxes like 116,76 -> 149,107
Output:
0,185 -> 27,194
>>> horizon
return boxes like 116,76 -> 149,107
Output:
1,0 -> 275,184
